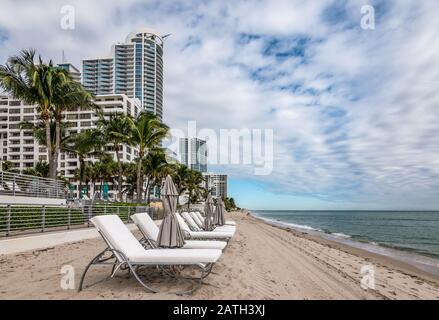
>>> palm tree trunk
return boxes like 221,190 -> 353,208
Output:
136,160 -> 143,203
115,144 -> 123,202
53,117 -> 61,180
43,117 -> 54,179
187,189 -> 191,209
146,180 -> 152,204
144,179 -> 149,200
78,158 -> 85,198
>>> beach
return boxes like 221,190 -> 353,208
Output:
1,212 -> 439,300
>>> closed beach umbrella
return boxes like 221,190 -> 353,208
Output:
203,193 -> 215,231
215,197 -> 226,226
156,175 -> 186,247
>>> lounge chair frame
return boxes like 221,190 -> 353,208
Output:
78,229 -> 214,295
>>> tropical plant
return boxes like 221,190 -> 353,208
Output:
0,49 -> 71,178
0,160 -> 14,172
185,169 -> 204,209
83,154 -> 117,199
52,80 -> 99,178
142,149 -> 169,203
97,113 -> 132,202
223,197 -> 238,212
128,112 -> 168,203
121,161 -> 138,201
171,163 -> 190,205
20,120 -> 72,162
68,129 -> 105,197
22,161 -> 49,177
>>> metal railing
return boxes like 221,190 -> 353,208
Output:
0,171 -> 65,199
0,205 -> 158,237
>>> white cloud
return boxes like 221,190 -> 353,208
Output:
1,0 -> 439,209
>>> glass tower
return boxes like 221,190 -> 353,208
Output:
82,28 -> 164,120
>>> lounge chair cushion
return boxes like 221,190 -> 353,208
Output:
176,213 -> 234,239
189,212 -> 203,227
131,212 -> 159,241
184,240 -> 227,250
181,212 -> 202,231
132,212 -> 227,250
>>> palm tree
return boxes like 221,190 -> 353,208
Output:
128,113 -> 168,203
0,49 -> 71,178
83,154 -> 117,200
121,161 -> 138,201
97,113 -> 131,202
22,161 -> 49,177
142,149 -> 169,203
185,169 -> 204,209
53,80 -> 99,179
20,120 -> 72,164
68,129 -> 105,197
171,163 -> 190,205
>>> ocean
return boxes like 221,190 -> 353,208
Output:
252,210 -> 439,275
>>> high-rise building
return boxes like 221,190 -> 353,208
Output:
82,28 -> 164,120
0,93 -> 141,198
82,58 -> 114,95
58,63 -> 82,82
203,173 -> 228,199
179,138 -> 207,172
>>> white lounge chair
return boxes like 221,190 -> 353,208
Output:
79,215 -> 222,294
181,212 -> 236,234
131,212 -> 227,250
175,213 -> 234,242
189,211 -> 203,228
195,211 -> 236,226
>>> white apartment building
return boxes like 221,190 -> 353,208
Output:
0,93 -> 141,198
203,173 -> 228,199
83,28 -> 165,120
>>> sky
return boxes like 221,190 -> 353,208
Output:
1,0 -> 439,210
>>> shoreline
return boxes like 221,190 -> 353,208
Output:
249,212 -> 439,285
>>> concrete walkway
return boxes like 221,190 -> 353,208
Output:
0,224 -> 138,255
